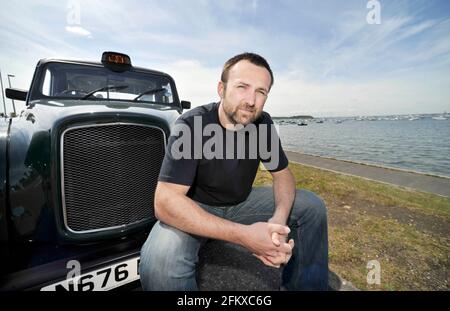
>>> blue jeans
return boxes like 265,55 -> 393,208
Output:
139,187 -> 329,290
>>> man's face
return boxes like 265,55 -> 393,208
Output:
218,60 -> 271,126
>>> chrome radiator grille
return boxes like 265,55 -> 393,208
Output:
61,123 -> 165,233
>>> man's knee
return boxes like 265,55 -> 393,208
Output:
139,222 -> 200,290
307,191 -> 327,221
292,189 -> 327,224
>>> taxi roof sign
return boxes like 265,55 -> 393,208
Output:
101,52 -> 132,66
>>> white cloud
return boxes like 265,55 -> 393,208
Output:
252,0 -> 258,10
268,70 -> 450,117
153,60 -> 221,107
65,26 -> 92,38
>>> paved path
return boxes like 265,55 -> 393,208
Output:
285,151 -> 450,197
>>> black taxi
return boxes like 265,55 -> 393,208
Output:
0,52 -> 190,290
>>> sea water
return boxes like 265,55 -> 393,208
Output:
277,115 -> 450,178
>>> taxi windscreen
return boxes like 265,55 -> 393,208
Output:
37,62 -> 175,105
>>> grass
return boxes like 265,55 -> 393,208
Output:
254,162 -> 450,290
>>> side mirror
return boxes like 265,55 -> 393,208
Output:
6,88 -> 27,101
181,100 -> 191,110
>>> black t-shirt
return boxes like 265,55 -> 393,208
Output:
158,102 -> 288,206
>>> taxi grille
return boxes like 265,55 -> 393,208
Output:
61,123 -> 165,233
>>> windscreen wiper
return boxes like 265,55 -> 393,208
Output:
133,88 -> 166,101
81,85 -> 129,100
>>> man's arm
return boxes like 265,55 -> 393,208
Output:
269,167 -> 296,225
154,181 -> 291,257
253,166 -> 296,268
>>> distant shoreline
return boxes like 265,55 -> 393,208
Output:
272,115 -> 313,119
271,112 -> 450,119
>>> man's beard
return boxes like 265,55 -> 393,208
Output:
223,100 -> 262,126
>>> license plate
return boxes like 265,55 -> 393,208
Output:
41,256 -> 140,291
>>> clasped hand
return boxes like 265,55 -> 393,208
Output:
244,222 -> 295,268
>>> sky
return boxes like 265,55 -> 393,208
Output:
0,0 -> 449,117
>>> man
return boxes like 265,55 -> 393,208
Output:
139,53 -> 329,290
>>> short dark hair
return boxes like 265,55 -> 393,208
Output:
221,52 -> 274,89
